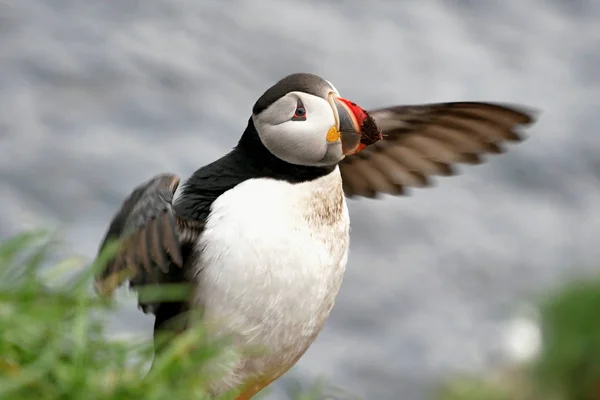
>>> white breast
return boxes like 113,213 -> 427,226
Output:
191,167 -> 349,394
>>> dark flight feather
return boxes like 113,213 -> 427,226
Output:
340,102 -> 537,198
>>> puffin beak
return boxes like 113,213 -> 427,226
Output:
328,93 -> 383,155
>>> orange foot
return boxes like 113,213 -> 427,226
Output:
233,376 -> 277,400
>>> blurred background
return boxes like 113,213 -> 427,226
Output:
1,1 -> 599,399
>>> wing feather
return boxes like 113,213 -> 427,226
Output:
340,102 -> 537,198
94,174 -> 204,300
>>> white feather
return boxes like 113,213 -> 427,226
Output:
191,167 -> 349,394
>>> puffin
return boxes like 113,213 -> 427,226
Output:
94,72 -> 536,399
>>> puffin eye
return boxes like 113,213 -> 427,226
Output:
291,99 -> 307,121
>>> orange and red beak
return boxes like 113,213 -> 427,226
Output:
328,93 -> 383,155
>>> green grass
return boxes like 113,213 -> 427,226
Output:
3,230 -> 600,400
0,230 -> 217,399
0,231 -> 347,400
436,276 -> 600,400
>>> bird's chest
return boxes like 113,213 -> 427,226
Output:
191,170 -> 349,364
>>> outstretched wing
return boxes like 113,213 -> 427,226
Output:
94,173 -> 204,310
339,102 -> 537,198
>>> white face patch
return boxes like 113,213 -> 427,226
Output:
252,91 -> 344,167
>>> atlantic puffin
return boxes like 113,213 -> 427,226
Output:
94,72 -> 536,399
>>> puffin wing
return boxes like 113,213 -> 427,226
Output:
94,173 -> 204,304
339,102 -> 536,198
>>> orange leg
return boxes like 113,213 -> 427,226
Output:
234,375 -> 279,400
233,346 -> 312,399
234,388 -> 260,400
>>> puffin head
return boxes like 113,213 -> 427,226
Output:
251,73 -> 383,167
